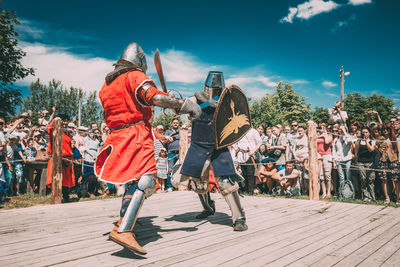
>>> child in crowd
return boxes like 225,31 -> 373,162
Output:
24,138 -> 37,160
7,134 -> 26,195
156,148 -> 168,192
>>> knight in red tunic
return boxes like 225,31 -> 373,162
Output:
95,42 -> 201,255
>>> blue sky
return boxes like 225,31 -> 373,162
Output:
3,0 -> 400,110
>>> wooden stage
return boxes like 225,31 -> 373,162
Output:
1,191 -> 400,266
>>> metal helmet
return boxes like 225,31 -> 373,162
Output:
204,71 -> 225,100
120,42 -> 148,73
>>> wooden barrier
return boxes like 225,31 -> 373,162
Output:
24,161 -> 48,196
179,128 -> 189,164
307,121 -> 320,200
51,118 -> 63,204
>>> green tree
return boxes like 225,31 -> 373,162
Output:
152,110 -> 180,130
22,79 -> 102,126
0,2 -> 34,117
275,82 -> 311,125
311,107 -> 330,124
250,94 -> 282,127
81,91 -> 102,126
343,93 -> 397,125
250,82 -> 311,127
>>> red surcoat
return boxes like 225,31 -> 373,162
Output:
46,121 -> 75,188
95,70 -> 167,184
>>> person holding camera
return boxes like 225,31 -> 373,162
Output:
367,110 -> 383,127
329,101 -> 348,126
268,126 -> 288,171
353,127 -> 376,202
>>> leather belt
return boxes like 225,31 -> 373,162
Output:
110,120 -> 148,132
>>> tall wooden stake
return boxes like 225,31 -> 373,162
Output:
307,121 -> 319,200
51,118 -> 63,204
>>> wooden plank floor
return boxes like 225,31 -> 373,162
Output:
1,191 -> 399,267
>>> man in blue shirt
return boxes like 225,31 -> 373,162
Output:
165,118 -> 180,191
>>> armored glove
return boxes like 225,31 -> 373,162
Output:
194,91 -> 217,108
178,98 -> 202,120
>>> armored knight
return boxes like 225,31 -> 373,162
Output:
94,42 -> 201,255
180,71 -> 248,231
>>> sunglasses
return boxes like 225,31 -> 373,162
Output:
0,121 -> 4,125
291,124 -> 298,127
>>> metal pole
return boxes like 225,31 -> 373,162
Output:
340,66 -> 344,103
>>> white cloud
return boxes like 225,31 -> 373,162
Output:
15,19 -> 44,39
149,50 -> 213,84
348,0 -> 372,5
226,75 -> 277,98
16,42 -> 217,94
17,42 -> 114,92
322,80 -> 338,88
331,14 -> 356,32
281,7 -> 298,23
325,92 -> 339,97
290,79 -> 309,84
280,0 -> 340,23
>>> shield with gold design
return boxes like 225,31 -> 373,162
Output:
213,84 -> 252,150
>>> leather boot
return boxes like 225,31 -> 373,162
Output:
109,218 -> 146,255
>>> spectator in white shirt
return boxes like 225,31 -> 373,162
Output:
232,128 -> 262,195
332,125 -> 354,194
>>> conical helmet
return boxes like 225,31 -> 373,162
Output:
120,42 -> 148,73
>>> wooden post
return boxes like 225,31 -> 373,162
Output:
51,118 -> 63,204
307,121 -> 319,200
179,128 -> 189,164
39,168 -> 47,197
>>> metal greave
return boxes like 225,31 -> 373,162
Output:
118,174 -> 155,233
118,190 -> 145,232
198,192 -> 215,212
223,190 -> 246,223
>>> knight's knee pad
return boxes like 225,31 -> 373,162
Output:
138,174 -> 156,198
217,176 -> 239,196
190,180 -> 209,194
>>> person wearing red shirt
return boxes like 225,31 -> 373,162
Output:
95,42 -> 201,255
317,124 -> 333,198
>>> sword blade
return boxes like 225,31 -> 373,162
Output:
154,49 -> 168,93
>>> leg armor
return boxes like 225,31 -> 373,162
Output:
191,180 -> 215,218
118,174 -> 155,233
217,176 -> 246,223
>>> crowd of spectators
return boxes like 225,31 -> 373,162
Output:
0,107 -> 187,204
1,100 -> 399,206
231,101 -> 400,205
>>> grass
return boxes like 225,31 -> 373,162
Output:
0,193 -> 121,210
253,192 -> 399,208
